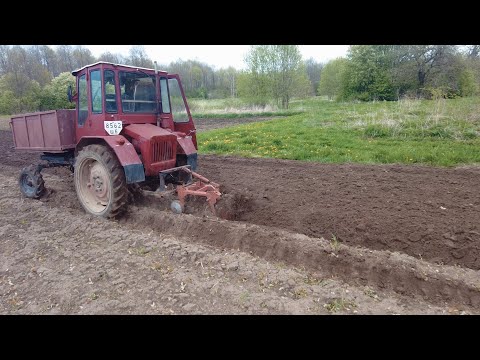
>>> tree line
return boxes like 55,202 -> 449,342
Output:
318,45 -> 480,101
1,45 -> 479,115
0,45 -> 323,114
0,45 -> 318,114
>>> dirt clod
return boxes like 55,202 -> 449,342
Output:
215,192 -> 254,220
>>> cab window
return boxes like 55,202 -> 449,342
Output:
78,74 -> 88,126
90,69 -> 102,113
160,77 -> 170,113
104,70 -> 117,113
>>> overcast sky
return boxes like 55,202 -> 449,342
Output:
81,45 -> 349,69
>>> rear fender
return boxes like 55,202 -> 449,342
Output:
76,136 -> 145,184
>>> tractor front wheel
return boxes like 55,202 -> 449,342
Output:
74,144 -> 128,218
19,165 -> 45,199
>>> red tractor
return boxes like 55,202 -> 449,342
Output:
10,61 -> 221,217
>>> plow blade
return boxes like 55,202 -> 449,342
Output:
156,165 -> 221,215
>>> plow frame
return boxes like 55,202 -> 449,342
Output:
157,165 -> 221,214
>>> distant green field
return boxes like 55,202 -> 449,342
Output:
197,96 -> 480,167
189,98 -> 300,119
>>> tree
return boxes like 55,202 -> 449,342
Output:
212,66 -> 238,98
128,46 -> 154,68
242,45 -> 307,108
0,45 -> 9,75
241,46 -> 272,106
269,45 -> 304,108
1,46 -> 39,98
3,46 -> 25,75
304,58 -> 323,95
465,45 -> 480,58
227,67 -> 237,98
166,59 -> 216,98
24,46 -> 52,87
292,62 -> 314,100
458,67 -> 479,96
55,45 -> 75,73
390,45 -> 461,98
318,58 -> 347,100
462,48 -> 480,96
97,51 -> 126,64
342,45 -> 396,101
0,88 -> 17,115
72,46 -> 95,69
39,45 -> 59,76
0,73 -> 41,113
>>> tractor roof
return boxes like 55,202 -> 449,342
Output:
71,61 -> 166,76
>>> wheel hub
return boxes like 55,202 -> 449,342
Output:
23,175 -> 34,188
88,163 -> 110,204
78,158 -> 111,213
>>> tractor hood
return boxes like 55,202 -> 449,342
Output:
123,124 -> 177,176
123,123 -> 175,140
124,124 -> 197,157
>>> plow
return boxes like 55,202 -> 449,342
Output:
10,61 -> 223,217
160,166 -> 221,215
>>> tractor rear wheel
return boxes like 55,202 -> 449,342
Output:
19,165 -> 45,199
74,144 -> 128,218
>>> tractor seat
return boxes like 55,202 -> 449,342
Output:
105,93 -> 117,112
134,82 -> 156,112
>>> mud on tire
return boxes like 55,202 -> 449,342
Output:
74,144 -> 128,218
19,165 -> 45,199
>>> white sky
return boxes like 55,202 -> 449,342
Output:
82,45 -> 349,69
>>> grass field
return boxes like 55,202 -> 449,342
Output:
189,98 -> 301,119
197,96 -> 480,166
2,97 -> 479,167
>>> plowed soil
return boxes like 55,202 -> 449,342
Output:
201,156 -> 480,270
1,117 -> 480,314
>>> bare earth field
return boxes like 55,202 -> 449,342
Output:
1,117 -> 480,314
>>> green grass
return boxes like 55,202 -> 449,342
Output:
197,96 -> 480,167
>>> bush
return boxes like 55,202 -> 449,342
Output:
0,89 -> 18,114
459,69 -> 479,97
40,72 -> 76,111
0,73 -> 41,114
420,86 -> 460,100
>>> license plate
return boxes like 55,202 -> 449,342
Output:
104,121 -> 123,135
